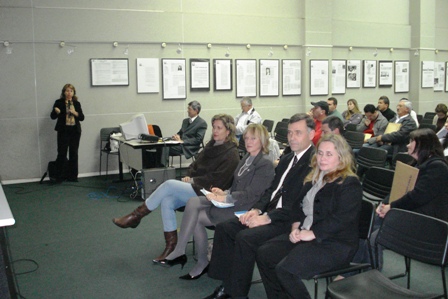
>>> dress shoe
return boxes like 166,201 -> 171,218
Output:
202,285 -> 231,299
112,203 -> 151,228
179,265 -> 209,280
154,254 -> 187,269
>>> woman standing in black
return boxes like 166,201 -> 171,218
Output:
50,83 -> 85,182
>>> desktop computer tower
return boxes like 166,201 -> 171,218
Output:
141,167 -> 176,199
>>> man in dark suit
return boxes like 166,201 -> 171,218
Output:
203,113 -> 315,299
161,101 -> 207,166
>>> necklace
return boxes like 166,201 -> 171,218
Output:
238,156 -> 254,176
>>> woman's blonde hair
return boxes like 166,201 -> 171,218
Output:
60,83 -> 78,101
210,114 -> 238,145
243,124 -> 270,154
304,134 -> 357,184
345,98 -> 361,119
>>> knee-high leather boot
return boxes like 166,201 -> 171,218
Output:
152,231 -> 178,262
112,203 -> 151,228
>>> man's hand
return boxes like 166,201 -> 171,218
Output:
239,209 -> 259,225
244,214 -> 271,228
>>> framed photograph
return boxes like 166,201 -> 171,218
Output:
378,61 -> 393,87
162,58 -> 186,100
137,58 -> 159,93
213,59 -> 232,91
90,58 -> 129,86
434,61 -> 445,91
310,60 -> 329,96
331,60 -> 346,94
394,61 -> 410,93
363,60 -> 377,88
421,61 -> 435,88
236,59 -> 257,98
282,59 -> 301,96
259,59 -> 279,97
190,59 -> 210,91
346,60 -> 361,88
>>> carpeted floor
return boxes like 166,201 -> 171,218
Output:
2,175 -> 447,298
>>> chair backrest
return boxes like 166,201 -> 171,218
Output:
262,119 -> 274,133
423,112 -> 436,120
420,118 -> 434,125
357,147 -> 388,170
345,123 -> 358,132
417,114 -> 423,123
392,152 -> 416,169
281,118 -> 290,123
419,123 -> 437,132
376,209 -> 448,267
148,124 -> 163,137
274,121 -> 288,134
359,199 -> 376,240
238,136 -> 247,158
274,127 -> 289,146
344,131 -> 365,150
100,127 -> 120,142
362,167 -> 395,202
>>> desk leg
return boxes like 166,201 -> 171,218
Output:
118,150 -> 124,181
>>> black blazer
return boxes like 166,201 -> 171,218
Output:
252,146 -> 314,223
177,116 -> 207,159
50,99 -> 85,134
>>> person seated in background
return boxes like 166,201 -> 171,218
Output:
155,124 -> 275,282
356,104 -> 388,145
112,114 -> 240,262
235,97 -> 262,139
433,103 -> 448,132
377,95 -> 396,121
203,113 -> 315,299
309,101 -> 329,145
350,128 -> 448,272
256,134 -> 362,299
161,100 -> 207,166
342,98 -> 363,128
322,116 -> 345,136
327,97 -> 344,121
369,99 -> 417,159
399,97 -> 419,127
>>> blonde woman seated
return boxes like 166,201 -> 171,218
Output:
155,124 -> 275,281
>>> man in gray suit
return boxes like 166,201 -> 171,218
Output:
162,101 -> 207,166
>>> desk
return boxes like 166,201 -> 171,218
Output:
111,135 -> 180,180
0,184 -> 17,299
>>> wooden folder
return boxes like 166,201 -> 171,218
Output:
389,161 -> 419,203
384,123 -> 402,134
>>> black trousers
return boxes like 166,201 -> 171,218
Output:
256,234 -> 355,299
208,217 -> 289,298
56,126 -> 81,180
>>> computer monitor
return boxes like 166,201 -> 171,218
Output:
120,113 -> 148,140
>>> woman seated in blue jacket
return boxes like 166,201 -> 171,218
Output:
155,124 -> 275,281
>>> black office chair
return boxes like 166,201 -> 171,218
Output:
328,209 -> 448,299
356,147 -> 388,177
99,127 -> 121,178
417,114 -> 423,123
362,167 -> 395,203
238,136 -> 247,159
345,123 -> 358,132
423,112 -> 436,120
344,131 -> 365,150
262,119 -> 275,137
391,152 -> 416,170
281,118 -> 290,123
311,199 -> 375,299
420,118 -> 434,125
419,123 -> 437,132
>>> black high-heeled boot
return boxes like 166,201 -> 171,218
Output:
154,254 -> 187,269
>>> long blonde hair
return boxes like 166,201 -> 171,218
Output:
304,134 -> 357,184
345,99 -> 361,119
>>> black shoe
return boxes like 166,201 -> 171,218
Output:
202,285 -> 231,299
154,254 -> 187,269
179,265 -> 209,280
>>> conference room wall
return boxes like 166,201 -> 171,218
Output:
0,0 -> 446,182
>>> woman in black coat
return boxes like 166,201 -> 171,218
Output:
50,83 -> 85,182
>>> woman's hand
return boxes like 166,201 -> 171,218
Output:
289,228 -> 301,243
181,176 -> 191,183
54,107 -> 61,114
298,229 -> 316,241
210,187 -> 226,196
205,193 -> 225,202
376,204 -> 390,218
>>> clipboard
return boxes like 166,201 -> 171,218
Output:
364,133 -> 372,141
384,123 -> 402,134
389,161 -> 419,203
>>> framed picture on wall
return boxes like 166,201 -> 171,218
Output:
137,58 -> 159,93
90,58 -> 129,86
213,59 -> 232,91
162,58 -> 186,100
363,60 -> 377,88
394,61 -> 409,93
332,60 -> 346,94
259,59 -> 279,97
190,59 -> 210,91
310,60 -> 329,96
434,61 -> 445,91
236,59 -> 257,98
421,61 -> 435,88
282,59 -> 301,96
346,60 -> 361,88
378,61 -> 393,87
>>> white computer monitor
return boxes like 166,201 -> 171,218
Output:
120,113 -> 148,140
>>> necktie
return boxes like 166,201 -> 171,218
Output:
266,155 -> 299,212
